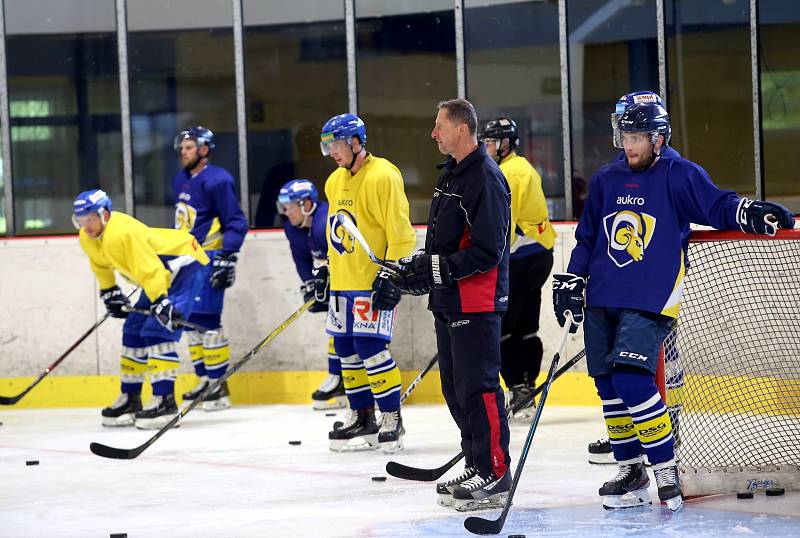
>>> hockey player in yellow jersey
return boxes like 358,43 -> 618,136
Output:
73,189 -> 209,429
479,117 -> 556,419
319,113 -> 416,452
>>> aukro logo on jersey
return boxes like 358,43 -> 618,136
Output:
328,209 -> 357,255
602,210 -> 656,267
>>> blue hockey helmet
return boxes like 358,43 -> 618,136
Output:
174,125 -> 216,153
320,113 -> 366,156
72,188 -> 112,229
612,91 -> 669,147
616,102 -> 671,150
277,179 -> 318,218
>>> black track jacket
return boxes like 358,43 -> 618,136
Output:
425,143 -> 511,314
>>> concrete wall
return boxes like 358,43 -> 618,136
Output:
0,224 -> 582,377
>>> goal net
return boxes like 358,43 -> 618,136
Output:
664,228 -> 800,496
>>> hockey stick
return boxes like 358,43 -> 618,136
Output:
89,299 -> 314,460
335,213 -> 406,275
464,316 -> 573,535
121,307 -> 213,333
385,346 -> 586,482
0,287 -> 139,406
400,353 -> 438,404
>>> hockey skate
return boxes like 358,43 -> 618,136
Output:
653,461 -> 683,512
436,466 -> 478,507
588,438 -> 615,465
181,377 -> 209,408
134,394 -> 179,430
101,392 -> 142,427
328,408 -> 379,452
202,380 -> 231,411
452,471 -> 511,512
600,458 -> 652,510
509,384 -> 535,421
311,374 -> 346,410
377,409 -> 404,453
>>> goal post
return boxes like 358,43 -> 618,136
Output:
663,228 -> 800,496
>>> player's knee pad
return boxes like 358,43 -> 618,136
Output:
202,328 -> 230,377
361,348 -> 401,406
120,346 -> 148,385
339,353 -> 368,390
146,341 -> 179,381
595,374 -> 638,452
185,330 -> 205,368
612,369 -> 674,464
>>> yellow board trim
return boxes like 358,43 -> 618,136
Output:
0,371 -> 601,409
677,373 -> 800,416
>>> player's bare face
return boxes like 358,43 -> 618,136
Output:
284,201 -> 307,227
78,213 -> 104,239
622,132 -> 657,171
179,140 -> 200,168
327,140 -> 355,168
432,110 -> 458,156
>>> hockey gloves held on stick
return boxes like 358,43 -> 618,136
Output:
209,252 -> 238,289
150,296 -> 184,332
553,273 -> 585,334
302,279 -> 327,313
737,198 -> 795,236
100,285 -> 131,318
392,253 -> 453,296
371,269 -> 402,310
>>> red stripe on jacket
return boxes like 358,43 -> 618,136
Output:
457,226 -> 499,313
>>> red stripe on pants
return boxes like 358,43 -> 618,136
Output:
482,392 -> 508,477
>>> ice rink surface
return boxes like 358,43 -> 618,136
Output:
2,405 -> 798,537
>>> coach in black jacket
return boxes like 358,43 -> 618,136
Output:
394,98 -> 512,511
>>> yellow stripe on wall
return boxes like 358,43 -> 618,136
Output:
0,371 -> 601,409
679,374 -> 800,416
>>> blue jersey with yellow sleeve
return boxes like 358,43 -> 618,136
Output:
567,155 -> 741,318
284,201 -> 329,282
499,153 -> 556,258
79,211 -> 209,302
173,163 -> 248,253
325,154 -> 416,291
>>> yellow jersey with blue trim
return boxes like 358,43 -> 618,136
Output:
78,211 -> 209,302
499,153 -> 556,254
325,153 -> 416,291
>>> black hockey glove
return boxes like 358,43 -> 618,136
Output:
209,252 -> 238,289
371,269 -> 402,310
100,285 -> 130,318
150,296 -> 184,332
737,198 -> 795,236
393,253 -> 453,296
311,265 -> 330,310
552,273 -> 585,334
303,277 -> 328,313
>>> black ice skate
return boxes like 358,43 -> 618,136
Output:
134,394 -> 179,430
452,471 -> 511,512
311,374 -> 346,410
377,409 -> 405,453
202,380 -> 231,411
588,438 -> 615,465
599,458 -> 652,510
509,384 -> 535,421
328,408 -> 379,452
653,461 -> 683,512
101,392 -> 142,427
181,377 -> 209,405
436,466 -> 478,507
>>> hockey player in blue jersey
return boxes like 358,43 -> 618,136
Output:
173,126 -> 248,411
554,101 -> 795,512
588,91 -> 682,465
277,179 -> 346,410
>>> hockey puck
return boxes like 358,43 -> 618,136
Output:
325,412 -> 336,417
371,476 -> 387,482
110,533 -> 127,538
288,440 -> 302,446
25,460 -> 39,466
508,535 -> 527,538
736,492 -> 754,499
766,488 -> 785,496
